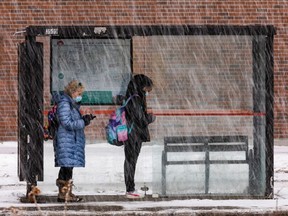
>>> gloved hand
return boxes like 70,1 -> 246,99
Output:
83,114 -> 96,126
150,114 -> 156,123
147,113 -> 156,123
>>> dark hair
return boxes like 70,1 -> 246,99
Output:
133,74 -> 153,90
125,74 -> 153,99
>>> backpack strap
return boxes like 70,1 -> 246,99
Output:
122,94 -> 139,108
122,94 -> 139,134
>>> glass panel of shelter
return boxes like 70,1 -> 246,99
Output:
148,35 -> 268,197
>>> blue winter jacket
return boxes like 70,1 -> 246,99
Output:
54,93 -> 86,167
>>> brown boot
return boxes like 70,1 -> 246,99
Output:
56,179 -> 82,202
26,183 -> 45,203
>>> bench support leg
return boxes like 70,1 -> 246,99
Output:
205,151 -> 210,194
161,151 -> 167,196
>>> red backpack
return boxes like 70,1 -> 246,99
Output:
43,104 -> 58,140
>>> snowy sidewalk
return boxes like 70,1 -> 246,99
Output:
0,141 -> 288,215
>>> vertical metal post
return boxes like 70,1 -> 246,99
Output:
18,36 -> 44,186
252,36 -> 266,196
252,30 -> 275,197
265,32 -> 274,198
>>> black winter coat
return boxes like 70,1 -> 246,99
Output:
124,75 -> 154,142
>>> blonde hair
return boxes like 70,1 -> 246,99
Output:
64,80 -> 85,97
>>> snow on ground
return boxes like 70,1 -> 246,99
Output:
0,140 -> 288,215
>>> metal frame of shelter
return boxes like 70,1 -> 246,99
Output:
18,25 -> 275,198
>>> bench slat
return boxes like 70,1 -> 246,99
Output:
208,144 -> 248,151
165,144 -> 248,152
166,160 -> 248,165
165,145 -> 206,152
164,136 -> 248,144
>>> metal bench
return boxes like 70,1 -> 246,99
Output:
161,136 -> 253,195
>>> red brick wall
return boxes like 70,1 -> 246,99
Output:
0,0 -> 287,141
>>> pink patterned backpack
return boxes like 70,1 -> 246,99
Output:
105,94 -> 138,146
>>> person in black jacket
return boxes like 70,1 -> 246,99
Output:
124,74 -> 156,198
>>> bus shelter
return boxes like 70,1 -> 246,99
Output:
18,25 -> 275,199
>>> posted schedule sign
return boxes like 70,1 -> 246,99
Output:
51,39 -> 131,104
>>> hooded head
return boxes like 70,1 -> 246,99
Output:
126,74 -> 153,98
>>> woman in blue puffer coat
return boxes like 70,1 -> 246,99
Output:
53,80 -> 95,202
